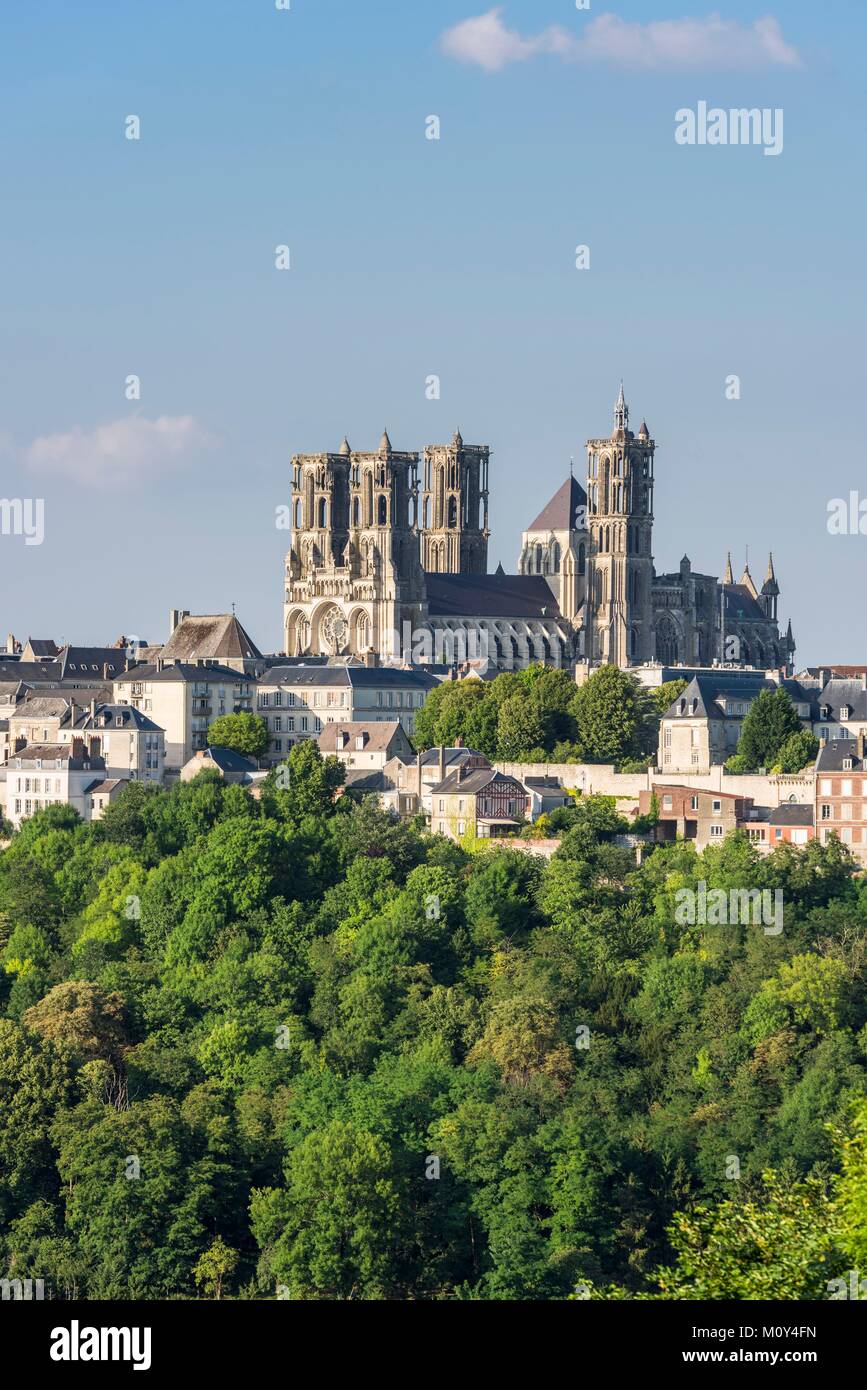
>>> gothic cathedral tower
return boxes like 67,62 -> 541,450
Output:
284,431 -> 425,658
584,386 -> 655,666
420,431 -> 490,574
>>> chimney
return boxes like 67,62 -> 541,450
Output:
5,633 -> 13,654
90,698 -> 96,722
103,662 -> 109,680
862,672 -> 867,693
438,746 -> 445,783
455,734 -> 463,748
416,749 -> 422,796
456,764 -> 464,784
156,657 -> 164,672
859,732 -> 866,762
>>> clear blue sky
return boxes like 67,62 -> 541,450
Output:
1,0 -> 864,663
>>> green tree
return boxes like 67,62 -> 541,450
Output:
496,694 -> 550,761
194,1236 -> 239,1299
259,740 -> 345,824
206,711 -> 270,760
774,729 -> 820,774
570,666 -> 644,764
737,687 -> 801,770
251,1121 -> 406,1299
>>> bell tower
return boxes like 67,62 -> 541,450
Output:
584,385 -> 655,666
420,430 -> 490,574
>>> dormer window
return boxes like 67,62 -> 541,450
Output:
843,758 -> 853,771
841,706 -> 851,720
678,699 -> 686,715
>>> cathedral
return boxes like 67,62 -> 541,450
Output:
282,387 -> 795,673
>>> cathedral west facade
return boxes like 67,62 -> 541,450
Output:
282,388 -> 795,673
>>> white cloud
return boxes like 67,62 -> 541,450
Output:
440,7 -> 574,72
25,414 -> 214,488
440,9 -> 802,73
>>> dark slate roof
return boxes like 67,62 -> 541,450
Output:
198,746 -> 258,773
262,665 -> 437,690
816,679 -> 867,721
523,776 -> 567,791
424,572 -> 562,620
72,704 -> 163,733
0,661 -> 72,683
724,585 -> 767,625
343,770 -> 388,792
662,675 -> 816,722
526,476 -> 588,533
430,768 -> 523,796
87,778 -> 127,795
768,804 -> 815,826
816,739 -> 867,773
59,647 -> 128,677
114,663 -> 249,684
24,639 -> 59,657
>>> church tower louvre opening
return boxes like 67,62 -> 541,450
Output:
584,385 -> 656,667
420,430 -> 490,575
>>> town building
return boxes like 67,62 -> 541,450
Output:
179,746 -> 260,785
813,675 -> 867,743
5,743 -> 109,830
815,737 -> 867,867
55,703 -> 164,782
113,662 -> 254,769
255,664 -> 438,757
318,720 -> 414,772
658,673 -> 817,774
639,784 -> 760,850
429,765 -> 527,839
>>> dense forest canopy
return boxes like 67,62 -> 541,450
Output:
1,741 -> 865,1300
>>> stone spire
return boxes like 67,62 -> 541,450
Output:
740,558 -> 758,599
762,551 -> 779,595
723,552 -> 734,584
613,381 -> 628,434
379,429 -> 391,454
452,428 -> 463,448
339,436 -> 351,456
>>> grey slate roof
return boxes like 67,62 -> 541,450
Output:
662,675 -> 817,722
816,679 -> 867,721
72,704 -> 163,733
197,746 -> 258,773
262,665 -> 437,690
430,767 -> 523,796
816,739 -> 867,773
114,663 -> 248,684
59,647 -> 127,677
424,572 -> 562,620
768,804 -> 815,826
526,475 -> 588,533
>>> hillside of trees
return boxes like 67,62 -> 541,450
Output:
1,741 -> 866,1300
